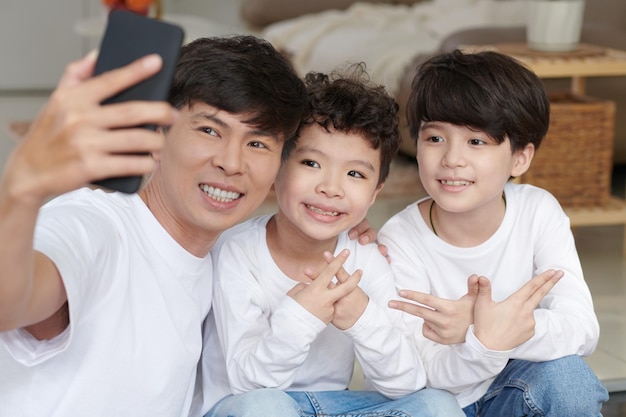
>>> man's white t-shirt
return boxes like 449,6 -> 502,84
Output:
0,188 -> 212,417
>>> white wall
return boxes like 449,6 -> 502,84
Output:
0,0 -> 245,90
0,0 -> 102,90
168,0 -> 243,28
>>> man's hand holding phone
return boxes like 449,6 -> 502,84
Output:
2,51 -> 178,206
90,10 -> 184,193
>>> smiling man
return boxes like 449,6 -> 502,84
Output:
0,36 -> 308,417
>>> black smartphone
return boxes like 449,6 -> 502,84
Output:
91,9 -> 184,194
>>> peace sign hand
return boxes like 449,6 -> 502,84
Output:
473,269 -> 564,351
287,249 -> 362,324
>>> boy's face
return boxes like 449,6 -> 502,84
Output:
273,123 -> 383,242
416,121 -> 533,214
145,102 -> 284,253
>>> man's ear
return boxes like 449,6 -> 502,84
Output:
152,126 -> 167,162
511,143 -> 535,178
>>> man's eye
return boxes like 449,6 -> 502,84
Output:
200,127 -> 218,137
249,141 -> 268,149
302,160 -> 320,168
348,170 -> 365,179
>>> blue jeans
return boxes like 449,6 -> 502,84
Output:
462,355 -> 609,417
205,387 -> 463,417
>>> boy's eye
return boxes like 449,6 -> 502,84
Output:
348,170 -> 365,179
427,135 -> 443,143
469,138 -> 486,145
302,159 -> 320,168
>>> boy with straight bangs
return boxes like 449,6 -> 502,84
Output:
201,64 -> 463,417
379,49 -> 608,416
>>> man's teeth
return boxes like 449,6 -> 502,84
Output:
306,204 -> 339,216
201,185 -> 241,202
440,180 -> 471,186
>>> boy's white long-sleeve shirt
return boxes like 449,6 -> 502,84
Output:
378,183 -> 599,408
209,215 -> 425,400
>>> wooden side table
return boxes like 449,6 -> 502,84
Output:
462,43 -> 626,255
462,43 -> 626,95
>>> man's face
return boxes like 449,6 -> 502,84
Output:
146,102 -> 284,255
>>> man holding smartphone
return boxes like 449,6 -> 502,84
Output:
0,36 -> 374,416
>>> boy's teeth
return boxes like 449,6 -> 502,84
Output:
200,185 -> 240,202
441,180 -> 470,186
307,204 -> 338,216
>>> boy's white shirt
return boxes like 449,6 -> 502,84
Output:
0,188 -> 213,417
196,214 -> 425,414
378,182 -> 600,407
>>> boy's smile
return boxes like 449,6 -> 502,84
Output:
417,121 -> 531,212
272,123 -> 383,244
416,121 -> 533,244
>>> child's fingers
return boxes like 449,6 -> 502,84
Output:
466,274 -> 480,298
322,251 -> 351,284
510,269 -> 562,305
330,269 -> 362,299
388,299 -> 435,319
524,270 -> 564,307
287,282 -> 309,298
377,243 -> 390,263
302,267 -> 318,281
348,217 -> 373,243
312,249 -> 350,288
396,289 -> 439,309
475,276 -> 493,306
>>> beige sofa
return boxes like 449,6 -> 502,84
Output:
241,0 -> 626,164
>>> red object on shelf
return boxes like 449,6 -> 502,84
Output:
102,0 -> 153,16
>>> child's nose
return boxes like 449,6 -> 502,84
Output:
442,143 -> 466,167
315,174 -> 344,198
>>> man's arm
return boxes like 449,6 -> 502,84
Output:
0,51 -> 177,332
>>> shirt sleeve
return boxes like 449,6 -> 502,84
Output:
211,239 -> 326,393
1,196 -> 115,365
507,192 -> 599,360
342,246 -> 427,398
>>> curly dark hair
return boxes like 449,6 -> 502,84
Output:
407,49 -> 550,153
282,63 -> 400,185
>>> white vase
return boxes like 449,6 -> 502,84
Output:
526,0 -> 586,52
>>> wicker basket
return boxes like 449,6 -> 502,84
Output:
520,92 -> 615,207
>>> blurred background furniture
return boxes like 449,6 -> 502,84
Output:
240,0 -> 626,163
395,0 -> 626,162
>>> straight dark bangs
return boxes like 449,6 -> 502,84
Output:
408,69 -> 506,143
